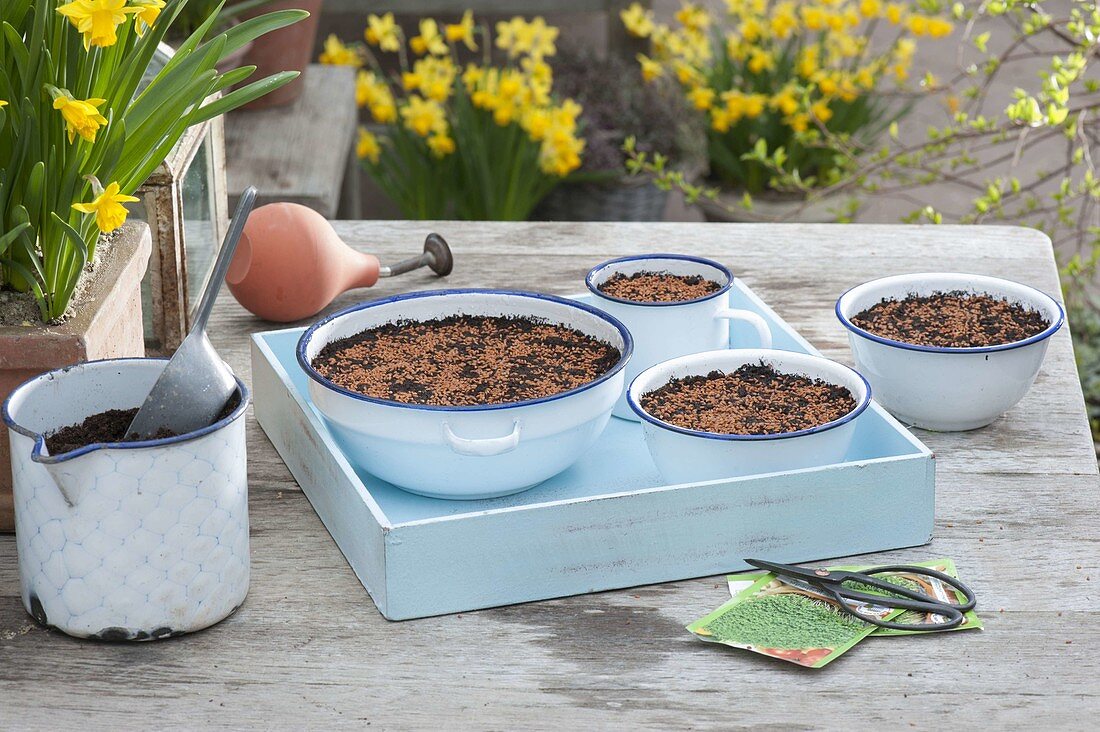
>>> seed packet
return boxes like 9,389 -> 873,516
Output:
687,573 -> 896,668
726,558 -> 982,636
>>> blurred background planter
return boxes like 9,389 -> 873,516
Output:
242,0 -> 324,109
696,187 -> 852,224
4,359 -> 250,640
532,175 -> 669,222
0,223 -> 151,532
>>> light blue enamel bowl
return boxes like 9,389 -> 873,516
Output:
297,289 -> 633,500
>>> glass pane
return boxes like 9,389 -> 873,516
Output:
183,134 -> 218,315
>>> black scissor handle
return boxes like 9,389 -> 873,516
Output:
826,585 -> 967,631
857,564 -> 977,612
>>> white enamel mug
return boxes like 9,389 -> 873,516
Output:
586,254 -> 773,420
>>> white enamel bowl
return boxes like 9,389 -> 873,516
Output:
836,273 -> 1064,431
627,349 -> 871,483
297,289 -> 633,500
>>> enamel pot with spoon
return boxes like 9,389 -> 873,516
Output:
1,191 -> 257,640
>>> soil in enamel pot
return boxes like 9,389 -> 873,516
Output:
311,315 -> 622,406
44,392 -> 242,454
597,271 -> 721,303
640,363 -> 856,435
851,291 -> 1050,348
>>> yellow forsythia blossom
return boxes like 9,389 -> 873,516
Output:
319,35 -> 362,67
53,93 -> 109,143
129,0 -> 164,37
445,10 -> 478,50
72,180 -> 138,233
357,127 -> 381,163
621,3 -> 655,37
811,99 -> 833,123
410,18 -> 447,56
57,0 -> 131,50
365,13 -> 401,52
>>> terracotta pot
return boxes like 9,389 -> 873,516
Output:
240,0 -> 323,110
0,222 -> 151,532
697,186 -> 852,223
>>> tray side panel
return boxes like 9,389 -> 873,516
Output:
383,454 -> 934,620
251,335 -> 391,615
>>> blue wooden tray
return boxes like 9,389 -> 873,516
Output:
251,280 -> 934,620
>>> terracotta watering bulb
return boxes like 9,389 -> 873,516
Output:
226,202 -> 454,322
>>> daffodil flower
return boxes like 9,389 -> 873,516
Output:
400,95 -> 447,137
427,133 -> 456,158
621,3 -> 655,38
445,11 -> 478,51
365,13 -> 401,52
57,0 -> 132,50
50,89 -> 108,144
357,127 -> 381,163
410,18 -> 447,56
129,0 -> 165,37
318,35 -> 363,67
72,179 -> 139,233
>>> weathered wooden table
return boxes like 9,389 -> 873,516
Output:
2,222 -> 1097,728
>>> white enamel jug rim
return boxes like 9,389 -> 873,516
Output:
585,254 -> 734,307
296,288 -> 634,413
836,272 -> 1065,354
2,357 -> 250,465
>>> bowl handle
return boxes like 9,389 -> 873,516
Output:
441,420 -> 522,457
716,308 -> 773,349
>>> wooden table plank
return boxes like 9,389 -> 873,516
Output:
2,222 -> 1097,728
225,65 -> 357,218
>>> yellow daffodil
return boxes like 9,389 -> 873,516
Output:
523,17 -> 559,60
521,108 -> 552,140
687,86 -> 715,110
801,6 -> 828,31
675,3 -> 710,33
427,134 -> 456,158
0,100 -> 7,108
410,18 -> 447,56
769,2 -> 798,40
72,180 -> 138,233
445,10 -> 478,50
538,125 -> 584,176
52,91 -> 108,143
129,0 -> 164,36
400,95 -> 447,137
621,3 -> 655,38
355,70 -> 398,123
637,54 -> 663,82
885,3 -> 904,24
57,0 -> 132,50
319,35 -> 362,67
365,13 -> 401,52
748,47 -> 775,74
497,16 -> 557,60
860,0 -> 882,18
739,17 -> 765,43
357,127 -> 381,163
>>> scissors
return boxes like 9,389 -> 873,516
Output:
745,558 -> 977,631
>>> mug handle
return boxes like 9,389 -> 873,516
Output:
716,308 -> 773,349
441,421 -> 522,457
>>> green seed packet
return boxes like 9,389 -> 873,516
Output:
688,573 -> 895,668
726,558 -> 982,637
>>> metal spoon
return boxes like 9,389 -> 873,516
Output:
127,187 -> 257,439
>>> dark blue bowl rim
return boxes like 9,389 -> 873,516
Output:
2,357 -> 251,464
835,274 -> 1066,354
626,351 -> 873,441
585,254 -> 734,307
296,288 -> 635,412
